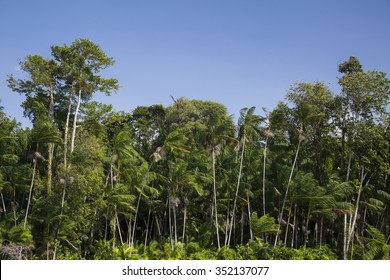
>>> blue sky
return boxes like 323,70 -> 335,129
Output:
1,0 -> 390,127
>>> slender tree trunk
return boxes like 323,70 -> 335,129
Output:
1,191 -> 6,216
127,217 -> 132,246
47,143 -> 54,194
291,203 -> 297,248
224,207 -> 230,246
341,127 -> 346,171
247,194 -> 253,241
173,201 -> 178,246
319,217 -> 323,247
346,167 -> 367,258
47,87 -> 55,194
24,158 -> 37,229
343,212 -> 348,259
54,176 -> 67,261
70,89 -> 82,154
155,216 -> 161,236
112,208 -> 116,250
116,214 -> 124,245
262,134 -> 269,216
60,182 -> 66,215
284,206 -> 292,246
275,139 -> 301,247
228,136 -> 246,247
104,208 -> 109,245
168,197 -> 173,249
212,149 -> 221,249
240,207 -> 245,244
304,207 -> 311,248
64,93 -> 72,167
130,190 -> 142,256
182,204 -> 187,243
144,208 -> 151,247
346,151 -> 353,181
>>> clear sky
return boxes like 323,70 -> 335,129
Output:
1,0 -> 390,127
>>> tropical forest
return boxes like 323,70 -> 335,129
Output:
1,39 -> 390,260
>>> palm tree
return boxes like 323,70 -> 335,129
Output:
197,102 -> 236,249
24,151 -> 44,229
227,107 -> 262,247
24,119 -> 61,229
274,129 -> 304,246
261,107 -> 273,217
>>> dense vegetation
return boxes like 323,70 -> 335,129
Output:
1,39 -> 389,260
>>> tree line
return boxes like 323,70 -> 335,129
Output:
1,39 -> 389,260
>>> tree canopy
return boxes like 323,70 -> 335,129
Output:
1,43 -> 390,260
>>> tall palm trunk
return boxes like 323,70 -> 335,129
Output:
228,136 -> 246,247
247,193 -> 253,241
145,208 -> 152,247
70,89 -> 82,154
47,87 -> 55,194
291,203 -> 297,248
130,164 -> 152,256
284,206 -> 292,245
274,138 -> 302,247
346,166 -> 367,259
130,191 -> 142,256
24,158 -> 37,229
343,151 -> 353,258
0,191 -> 6,216
212,149 -> 221,249
262,133 -> 269,216
168,197 -> 173,249
116,213 -> 124,245
63,90 -> 73,167
182,202 -> 187,243
47,144 -> 54,194
172,199 -> 178,245
224,206 -> 230,246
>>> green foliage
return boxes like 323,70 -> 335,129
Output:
251,213 -> 279,237
1,50 -> 390,260
361,224 -> 390,260
268,244 -> 337,260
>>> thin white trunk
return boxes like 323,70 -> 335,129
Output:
224,207 -> 229,246
284,206 -> 292,245
116,214 -> 124,245
262,134 -> 269,216
274,139 -> 301,247
182,205 -> 187,243
291,203 -> 297,248
130,190 -> 142,256
127,216 -> 132,246
346,151 -> 353,181
60,183 -> 66,215
168,197 -> 173,249
155,216 -> 161,236
70,89 -> 82,154
247,193 -> 253,241
173,201 -> 178,246
47,143 -> 54,194
47,87 -> 55,194
144,208 -> 151,247
24,158 -> 37,229
240,207 -> 244,244
1,191 -> 6,216
64,94 -> 72,167
112,207 -> 116,250
228,136 -> 246,246
212,149 -> 221,249
346,167 -> 367,258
